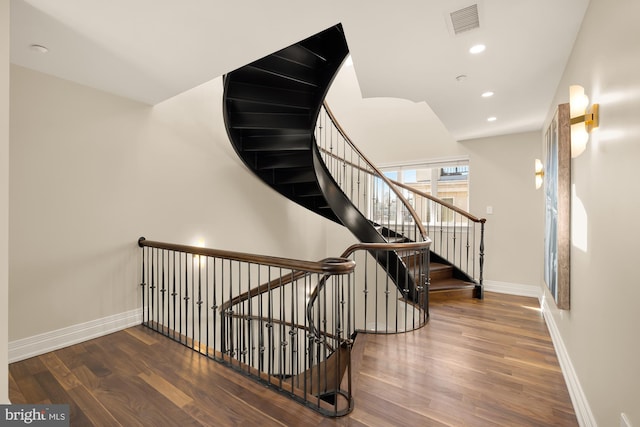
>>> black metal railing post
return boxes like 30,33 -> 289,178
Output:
476,220 -> 485,299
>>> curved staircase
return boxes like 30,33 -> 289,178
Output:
223,23 -> 482,302
224,25 -> 347,224
138,22 -> 485,420
223,24 -> 423,301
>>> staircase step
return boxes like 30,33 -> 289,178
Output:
229,112 -> 310,130
430,277 -> 475,292
430,262 -> 454,281
293,182 -> 323,197
257,152 -> 312,170
231,65 -> 318,91
272,44 -> 327,69
226,82 -> 314,109
227,99 -> 308,115
241,132 -> 312,152
429,284 -> 476,302
248,57 -> 320,88
275,168 -> 316,184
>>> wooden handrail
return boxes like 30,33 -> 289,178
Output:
390,180 -> 486,224
322,102 -> 428,240
321,145 -> 485,224
322,102 -> 486,225
221,240 -> 431,314
305,239 -> 431,345
338,240 -> 431,258
220,270 -> 307,312
138,238 -> 356,275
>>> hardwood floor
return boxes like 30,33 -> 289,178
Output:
9,292 -> 577,426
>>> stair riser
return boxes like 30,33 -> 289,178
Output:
230,113 -> 310,130
430,268 -> 453,281
429,288 -> 475,302
227,83 -> 313,109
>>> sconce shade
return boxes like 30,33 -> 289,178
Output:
535,158 -> 544,189
569,85 -> 589,117
571,123 -> 589,157
569,85 -> 599,157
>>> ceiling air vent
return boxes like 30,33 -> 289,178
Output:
450,4 -> 480,35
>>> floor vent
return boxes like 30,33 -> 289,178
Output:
450,4 -> 480,35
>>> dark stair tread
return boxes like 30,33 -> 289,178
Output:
247,59 -> 320,88
274,168 -> 316,184
257,152 -> 313,170
226,82 -> 314,110
229,112 -> 310,130
241,131 -> 312,152
272,44 -> 327,69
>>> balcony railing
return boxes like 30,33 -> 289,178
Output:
138,237 -> 430,417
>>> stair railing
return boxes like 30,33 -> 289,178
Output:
306,241 -> 431,338
317,102 -> 485,298
316,103 -> 427,244
391,180 -> 486,297
138,236 -> 430,417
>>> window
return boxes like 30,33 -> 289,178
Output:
381,160 -> 469,210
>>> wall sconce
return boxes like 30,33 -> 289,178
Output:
569,85 -> 599,157
535,158 -> 544,189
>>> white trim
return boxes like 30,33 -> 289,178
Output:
483,279 -> 541,298
540,295 -> 597,427
8,308 -> 142,363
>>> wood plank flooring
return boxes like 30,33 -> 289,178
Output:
9,292 -> 577,426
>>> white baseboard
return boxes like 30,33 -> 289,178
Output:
483,279 -> 541,298
540,296 -> 597,427
8,308 -> 142,363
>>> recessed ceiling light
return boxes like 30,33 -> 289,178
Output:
29,44 -> 48,54
469,44 -> 486,54
487,116 -> 497,122
481,91 -> 494,98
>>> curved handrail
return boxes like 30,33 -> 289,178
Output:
318,145 -> 486,224
338,240 -> 431,258
322,102 -> 427,240
390,180 -> 486,224
318,101 -> 486,291
220,270 -> 307,313
306,239 -> 431,338
138,237 -> 355,275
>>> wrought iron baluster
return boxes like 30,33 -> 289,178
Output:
150,248 -> 156,329
478,221 -> 485,299
161,249 -> 166,335
205,256 -> 209,357
197,253 -> 203,353
190,254 -> 195,350
140,246 -> 147,324
172,251 -> 177,340
452,212 -> 457,266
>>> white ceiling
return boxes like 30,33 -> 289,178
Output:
10,0 -> 589,141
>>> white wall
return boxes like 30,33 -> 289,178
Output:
461,132 -> 543,288
327,64 -> 543,292
327,63 -> 465,165
543,0 -> 640,425
1,0 -> 10,405
9,66 -> 333,341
